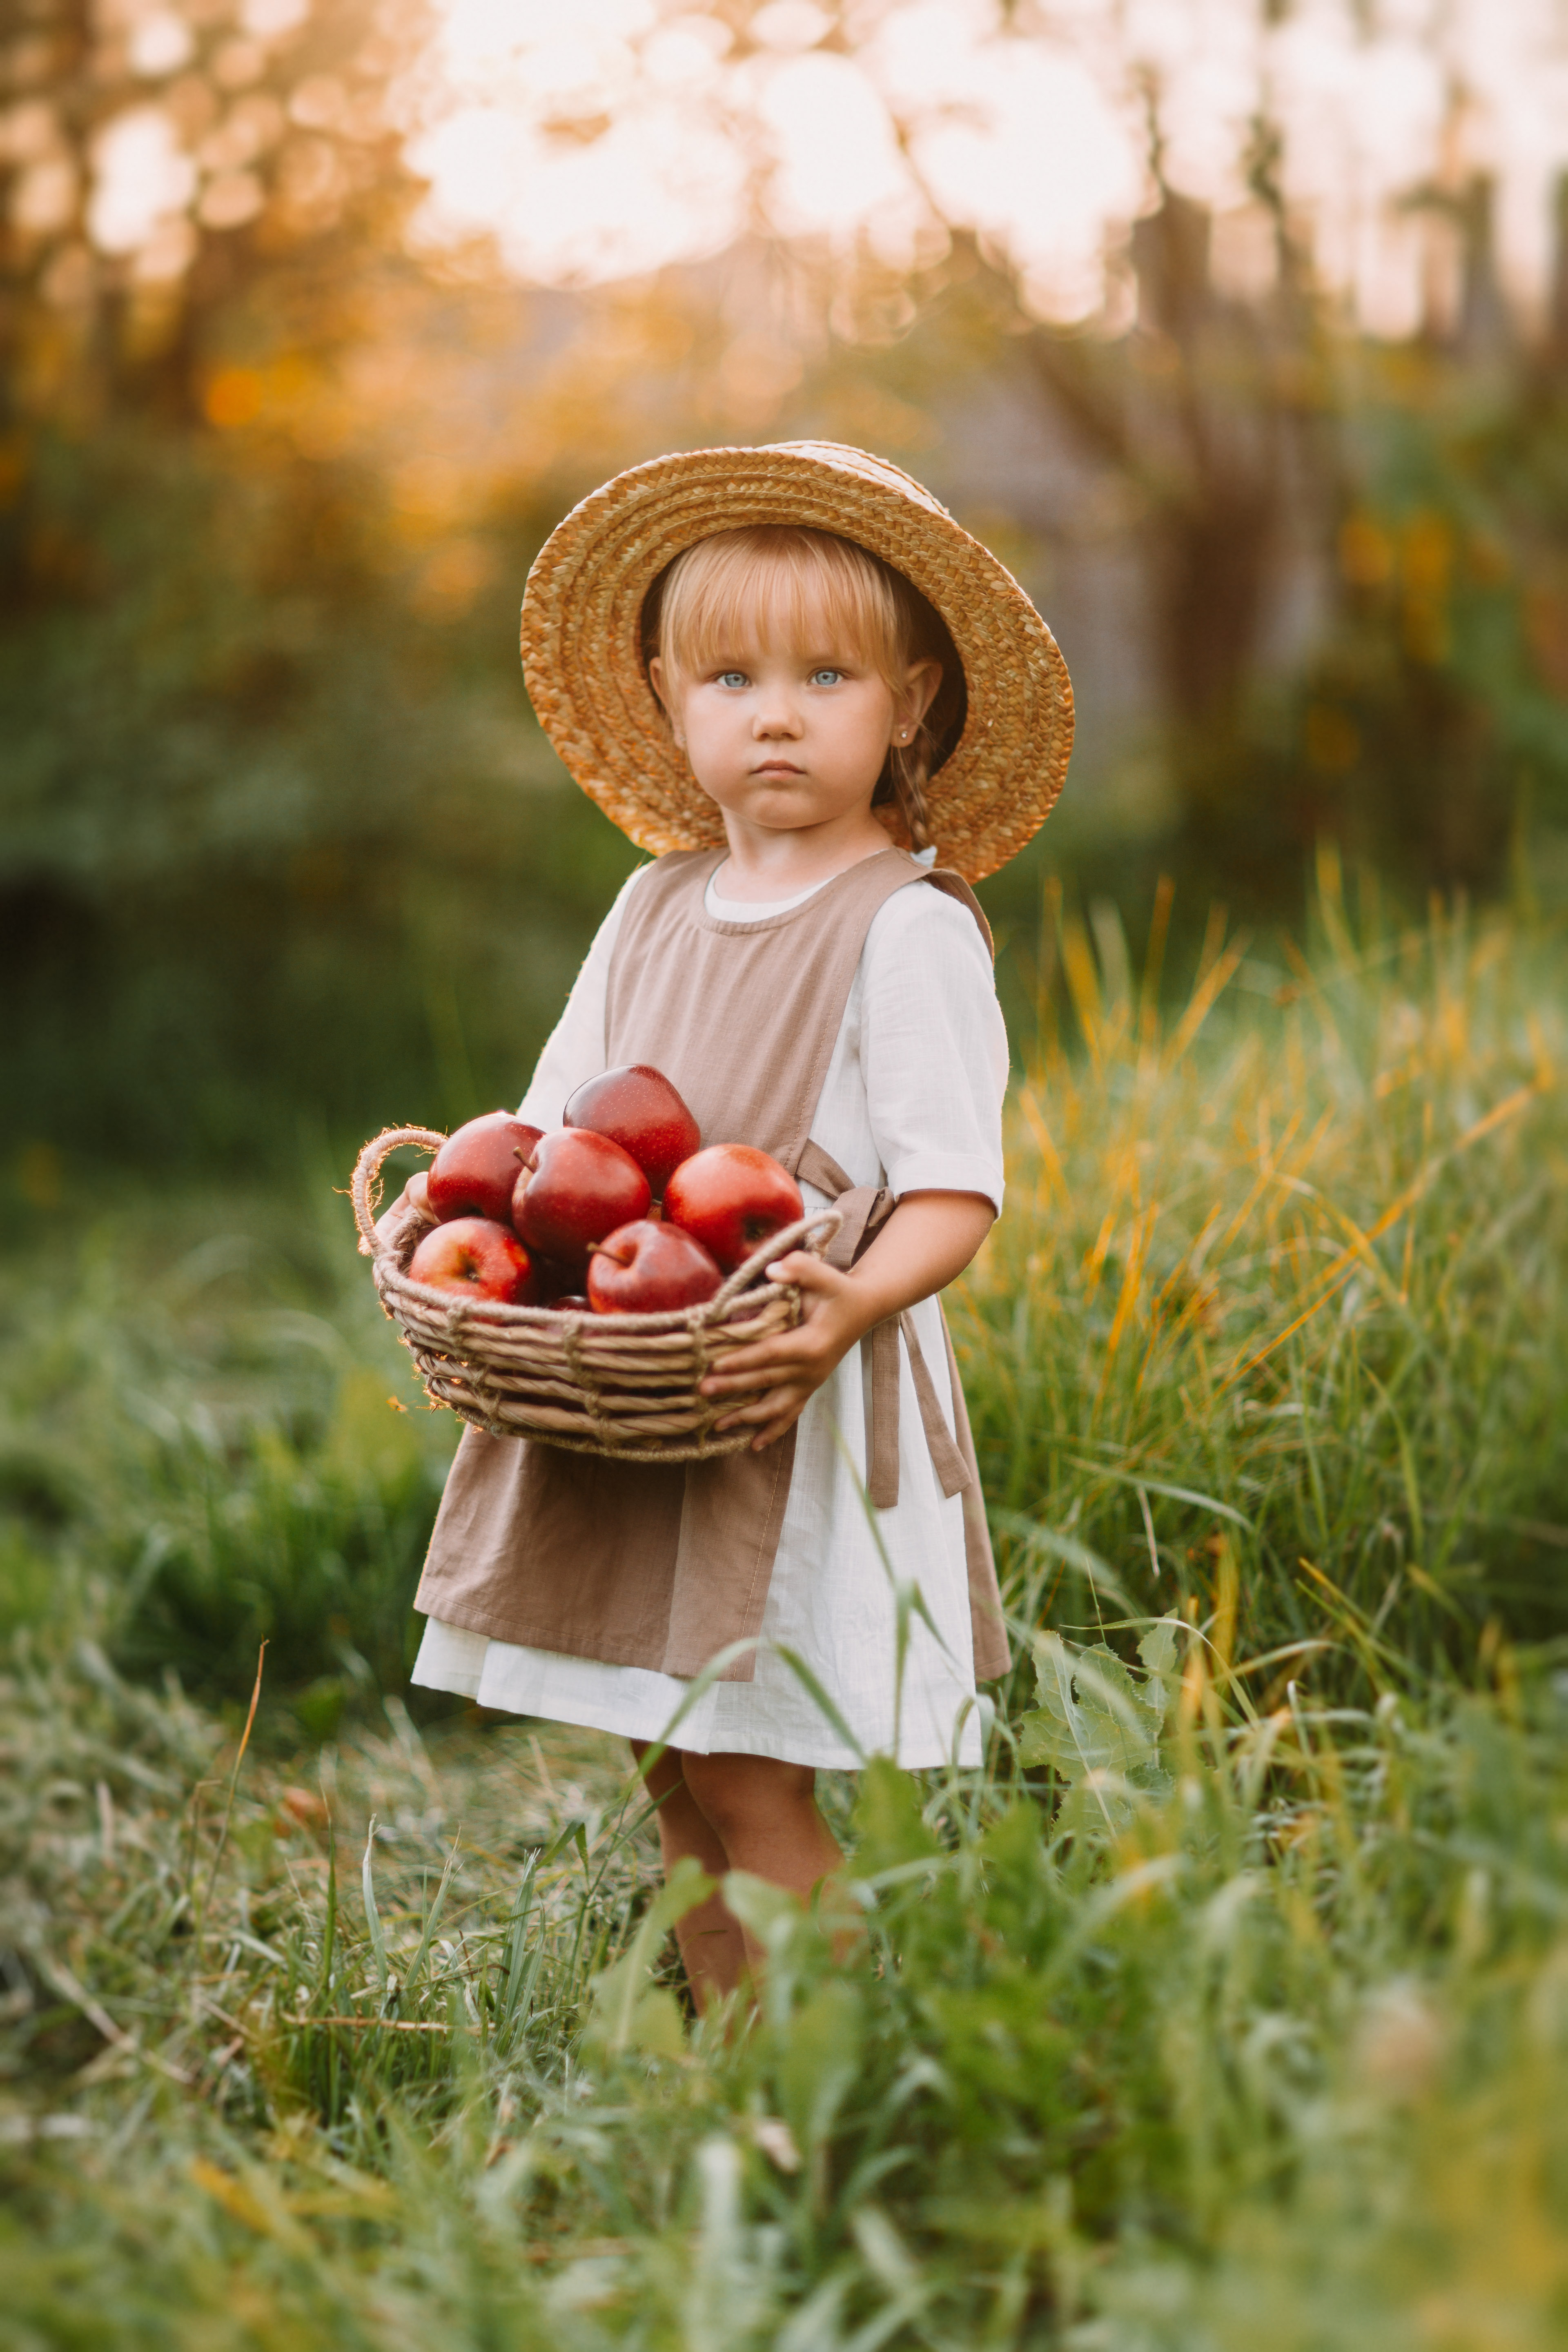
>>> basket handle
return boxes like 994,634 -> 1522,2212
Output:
350,1125 -> 448,1256
708,1208 -> 842,1315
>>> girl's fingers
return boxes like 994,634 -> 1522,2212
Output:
699,1327 -> 835,1390
714,1390 -> 791,1427
701,1355 -> 808,1395
714,1384 -> 808,1435
751,1419 -> 797,1450
700,1346 -> 784,1385
766,1252 -> 845,1294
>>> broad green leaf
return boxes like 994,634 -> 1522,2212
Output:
1016,1635 -> 1171,1808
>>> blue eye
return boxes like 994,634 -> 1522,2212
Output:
810,667 -> 843,686
714,668 -> 748,688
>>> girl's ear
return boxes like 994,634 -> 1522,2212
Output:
895,656 -> 942,741
647,655 -> 685,746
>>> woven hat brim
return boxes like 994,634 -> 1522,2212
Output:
519,441 -> 1074,885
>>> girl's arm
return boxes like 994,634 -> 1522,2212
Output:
700,1189 -> 995,1451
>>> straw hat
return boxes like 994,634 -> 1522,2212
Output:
519,440 -> 1073,884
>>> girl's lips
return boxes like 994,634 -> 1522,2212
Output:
753,762 -> 804,776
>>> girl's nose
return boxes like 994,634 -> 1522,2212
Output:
753,698 -> 802,737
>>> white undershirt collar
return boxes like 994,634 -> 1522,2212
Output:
705,843 -> 935,922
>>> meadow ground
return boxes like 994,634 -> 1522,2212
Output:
4,867 -> 1568,2349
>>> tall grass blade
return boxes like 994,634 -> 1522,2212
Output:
403,1838 -> 459,1998
200,1639 -> 265,1921
361,1815 -> 389,2003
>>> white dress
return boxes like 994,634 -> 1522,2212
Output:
410,856 -> 1009,1769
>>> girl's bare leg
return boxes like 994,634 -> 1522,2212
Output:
630,1744 -> 844,2008
630,1741 -> 747,2011
679,1751 -> 843,1898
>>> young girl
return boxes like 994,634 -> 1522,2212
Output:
399,443 -> 1072,2008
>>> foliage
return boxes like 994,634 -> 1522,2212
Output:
0,1174 -> 458,1735
1,0 -> 423,429
6,1557 -> 1568,2345
1016,1620 -> 1178,1814
1257,349 -> 1568,894
964,859 -> 1568,1713
0,380 -> 644,1165
2,0 -> 649,1170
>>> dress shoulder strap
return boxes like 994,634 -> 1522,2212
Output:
921,866 -> 994,962
612,849 -> 721,944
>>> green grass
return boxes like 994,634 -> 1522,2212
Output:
971,853 -> 1568,1703
0,1176 -> 458,1737
2,874 -> 1567,2347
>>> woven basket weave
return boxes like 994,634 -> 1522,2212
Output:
351,1127 -> 840,1461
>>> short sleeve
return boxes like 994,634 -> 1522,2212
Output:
859,886 -> 1009,1211
517,864 -> 647,1127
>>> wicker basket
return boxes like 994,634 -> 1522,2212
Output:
351,1126 -> 840,1462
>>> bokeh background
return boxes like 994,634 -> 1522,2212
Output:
9,18 -> 1568,2330
7,0 -> 1568,1182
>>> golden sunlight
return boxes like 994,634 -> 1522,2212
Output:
397,0 -> 1568,332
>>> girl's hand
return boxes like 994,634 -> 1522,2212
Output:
700,1253 -> 875,1450
698,1189 -> 996,1452
374,1170 -> 434,1252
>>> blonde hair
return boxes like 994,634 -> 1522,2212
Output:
643,525 -> 964,855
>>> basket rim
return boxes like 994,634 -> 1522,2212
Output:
374,1209 -> 837,1335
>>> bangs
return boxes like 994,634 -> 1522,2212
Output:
652,526 -> 908,688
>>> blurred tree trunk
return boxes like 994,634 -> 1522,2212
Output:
1026,196 -> 1292,715
997,181 -> 1333,880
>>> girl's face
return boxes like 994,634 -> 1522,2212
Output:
649,628 -> 938,846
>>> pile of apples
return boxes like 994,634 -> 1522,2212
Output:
401,1064 -> 804,1316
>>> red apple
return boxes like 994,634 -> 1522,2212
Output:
662,1145 -> 804,1274
564,1065 -> 701,1196
408,1216 -> 535,1304
427,1112 -> 545,1225
512,1127 -> 651,1271
587,1220 -> 722,1314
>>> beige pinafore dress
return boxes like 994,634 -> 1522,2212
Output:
413,846 -> 1010,1734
